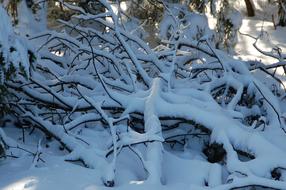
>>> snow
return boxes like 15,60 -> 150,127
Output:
236,18 -> 286,63
2,0 -> 286,190
0,149 -> 210,190
0,156 -> 102,190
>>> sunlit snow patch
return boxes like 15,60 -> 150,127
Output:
129,180 -> 144,185
2,177 -> 38,190
51,51 -> 64,57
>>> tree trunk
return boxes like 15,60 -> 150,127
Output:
278,1 -> 286,27
244,0 -> 255,17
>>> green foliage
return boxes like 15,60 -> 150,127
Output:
0,84 -> 10,118
0,43 -> 34,118
126,0 -> 163,23
0,141 -> 5,158
0,52 -> 5,84
189,0 -> 207,13
28,50 -> 36,63
0,48 -> 12,117
215,0 -> 242,52
203,142 -> 226,163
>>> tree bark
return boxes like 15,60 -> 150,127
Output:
244,0 -> 255,17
